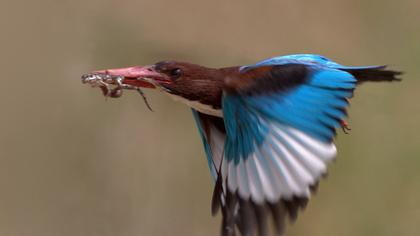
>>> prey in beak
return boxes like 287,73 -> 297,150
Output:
81,65 -> 170,111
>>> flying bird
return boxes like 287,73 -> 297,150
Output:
82,54 -> 401,236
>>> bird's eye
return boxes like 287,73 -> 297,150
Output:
170,68 -> 182,79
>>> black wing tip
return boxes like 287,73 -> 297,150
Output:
211,175 -> 224,216
217,191 -> 314,236
379,66 -> 403,82
215,177 -> 323,235
343,66 -> 403,83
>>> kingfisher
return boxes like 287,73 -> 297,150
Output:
82,54 -> 401,236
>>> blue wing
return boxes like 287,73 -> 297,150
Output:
191,54 -> 399,235
241,54 -> 383,71
192,109 -> 225,180
221,55 -> 367,204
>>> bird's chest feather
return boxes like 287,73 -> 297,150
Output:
166,93 -> 223,117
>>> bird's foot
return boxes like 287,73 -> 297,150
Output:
341,120 -> 351,134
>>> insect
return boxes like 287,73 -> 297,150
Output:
81,73 -> 153,111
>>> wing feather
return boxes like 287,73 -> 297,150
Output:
219,57 -> 354,235
192,54 -> 394,235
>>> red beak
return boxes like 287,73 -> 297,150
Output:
94,65 -> 168,89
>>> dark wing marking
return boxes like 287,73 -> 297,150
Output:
224,64 -> 309,95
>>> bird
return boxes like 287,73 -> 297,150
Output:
84,54 -> 401,236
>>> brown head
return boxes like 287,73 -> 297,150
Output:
92,61 -> 238,114
150,61 -> 225,108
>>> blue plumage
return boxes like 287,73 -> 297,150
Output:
192,54 -> 396,201
224,55 -> 358,157
184,54 -> 400,235
192,110 -> 217,177
223,95 -> 269,164
241,54 -> 383,71
92,54 -> 401,236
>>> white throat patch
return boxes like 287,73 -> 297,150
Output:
165,93 -> 223,117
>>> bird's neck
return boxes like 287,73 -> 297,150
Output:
164,66 -> 241,117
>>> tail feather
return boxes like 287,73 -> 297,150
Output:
341,66 -> 402,83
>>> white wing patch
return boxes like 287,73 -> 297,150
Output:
223,122 -> 337,204
207,124 -> 225,176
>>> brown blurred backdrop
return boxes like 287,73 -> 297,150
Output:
0,0 -> 419,235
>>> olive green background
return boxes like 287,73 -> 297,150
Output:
1,0 -> 419,235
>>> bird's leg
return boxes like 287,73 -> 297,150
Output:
340,98 -> 352,134
341,120 -> 351,134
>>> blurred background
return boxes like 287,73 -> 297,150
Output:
1,0 -> 419,235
